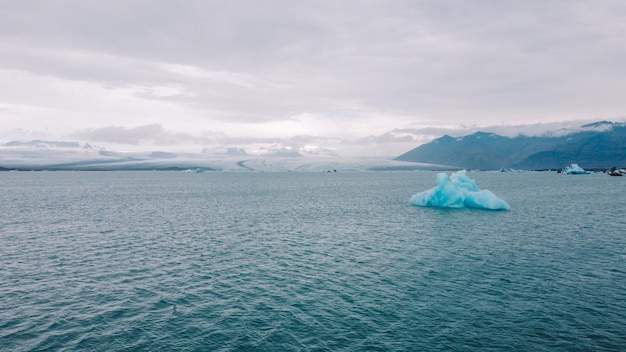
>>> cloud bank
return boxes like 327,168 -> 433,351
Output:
1,0 -> 625,156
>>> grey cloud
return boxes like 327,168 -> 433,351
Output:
351,132 -> 415,145
72,124 -> 167,144
71,124 -> 221,145
2,0 -> 625,127
219,134 -> 340,151
69,125 -> 338,153
392,118 -> 626,139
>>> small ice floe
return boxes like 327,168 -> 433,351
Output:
182,168 -> 205,173
410,170 -> 510,210
561,164 -> 593,175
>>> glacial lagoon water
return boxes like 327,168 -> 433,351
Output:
1,171 -> 625,351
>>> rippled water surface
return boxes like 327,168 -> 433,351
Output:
1,171 -> 625,351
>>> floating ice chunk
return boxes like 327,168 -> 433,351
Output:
562,163 -> 592,174
410,170 -> 510,210
182,168 -> 205,173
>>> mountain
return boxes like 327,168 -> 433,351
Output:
395,122 -> 626,170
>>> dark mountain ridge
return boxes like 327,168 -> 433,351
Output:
395,122 -> 626,170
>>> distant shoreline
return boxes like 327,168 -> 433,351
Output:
2,165 -> 623,173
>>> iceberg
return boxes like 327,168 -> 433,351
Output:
410,170 -> 510,210
562,163 -> 592,175
182,168 -> 205,173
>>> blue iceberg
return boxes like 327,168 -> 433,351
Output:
562,163 -> 592,175
411,170 -> 510,210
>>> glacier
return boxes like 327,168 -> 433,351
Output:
411,170 -> 510,210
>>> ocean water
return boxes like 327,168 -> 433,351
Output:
1,171 -> 625,351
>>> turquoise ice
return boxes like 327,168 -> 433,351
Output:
411,170 -> 510,210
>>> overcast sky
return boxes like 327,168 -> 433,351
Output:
1,0 -> 625,156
